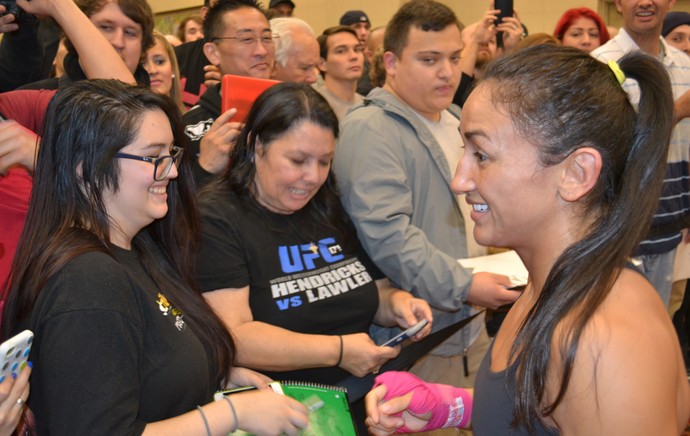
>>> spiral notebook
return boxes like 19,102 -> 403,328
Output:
215,381 -> 357,435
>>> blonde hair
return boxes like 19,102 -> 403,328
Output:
150,31 -> 185,113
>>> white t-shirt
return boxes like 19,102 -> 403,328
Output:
416,109 -> 487,258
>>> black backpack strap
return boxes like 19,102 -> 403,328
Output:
339,311 -> 485,403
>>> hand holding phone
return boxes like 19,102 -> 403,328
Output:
382,319 -> 429,347
0,330 -> 33,383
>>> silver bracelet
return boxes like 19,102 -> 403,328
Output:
222,396 -> 239,433
197,405 -> 211,436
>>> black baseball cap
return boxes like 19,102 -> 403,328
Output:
663,11 -> 690,37
269,0 -> 295,9
339,10 -> 370,27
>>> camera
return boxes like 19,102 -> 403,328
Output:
0,0 -> 36,25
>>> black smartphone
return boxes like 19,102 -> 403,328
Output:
494,0 -> 514,25
494,0 -> 514,49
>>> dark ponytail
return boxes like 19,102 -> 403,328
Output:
479,46 -> 674,431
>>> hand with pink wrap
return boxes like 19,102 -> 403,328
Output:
370,371 -> 472,433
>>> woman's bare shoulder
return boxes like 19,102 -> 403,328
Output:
551,268 -> 690,434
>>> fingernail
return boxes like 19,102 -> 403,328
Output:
11,373 -> 16,379
27,361 -> 33,369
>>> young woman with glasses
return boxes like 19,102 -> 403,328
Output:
1,80 -> 309,435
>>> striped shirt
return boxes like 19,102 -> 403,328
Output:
592,29 -> 690,255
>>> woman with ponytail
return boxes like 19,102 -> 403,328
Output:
365,45 -> 690,435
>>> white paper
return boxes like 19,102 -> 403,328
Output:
458,250 -> 529,288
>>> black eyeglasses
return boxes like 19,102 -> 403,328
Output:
114,146 -> 184,181
212,33 -> 279,47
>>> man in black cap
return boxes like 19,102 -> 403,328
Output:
663,11 -> 690,56
339,9 -> 370,44
340,9 -> 372,95
269,0 -> 295,17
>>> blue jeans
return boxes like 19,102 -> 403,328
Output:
634,249 -> 676,308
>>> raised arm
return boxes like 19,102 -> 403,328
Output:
460,9 -> 498,79
16,0 -> 134,84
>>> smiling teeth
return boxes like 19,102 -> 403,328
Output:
473,204 -> 488,212
149,186 -> 166,194
289,188 -> 307,195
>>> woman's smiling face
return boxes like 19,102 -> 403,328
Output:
451,84 -> 563,250
253,120 -> 335,214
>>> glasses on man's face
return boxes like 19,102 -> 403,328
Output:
114,146 -> 184,181
212,32 -> 279,47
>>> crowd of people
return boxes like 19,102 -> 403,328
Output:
0,0 -> 689,435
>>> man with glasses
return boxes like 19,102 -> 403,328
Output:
182,0 -> 276,187
314,26 -> 365,122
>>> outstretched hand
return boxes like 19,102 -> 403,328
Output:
466,271 -> 520,309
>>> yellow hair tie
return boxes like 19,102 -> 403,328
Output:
607,60 -> 625,85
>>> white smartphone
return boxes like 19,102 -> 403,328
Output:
0,330 -> 33,383
382,319 -> 429,347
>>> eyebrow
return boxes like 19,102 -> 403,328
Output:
236,28 -> 272,34
462,130 -> 489,142
416,49 -> 462,56
333,43 -> 359,50
136,142 -> 171,153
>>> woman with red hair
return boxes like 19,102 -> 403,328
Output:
554,7 -> 609,53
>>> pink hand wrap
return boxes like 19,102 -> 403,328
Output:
373,371 -> 472,433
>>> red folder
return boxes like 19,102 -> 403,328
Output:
221,74 -> 281,123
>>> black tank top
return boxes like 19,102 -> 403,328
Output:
472,340 -> 559,435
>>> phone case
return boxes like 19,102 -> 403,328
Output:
0,330 -> 33,383
221,74 -> 281,124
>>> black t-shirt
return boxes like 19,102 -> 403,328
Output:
25,248 -> 215,435
197,187 -> 381,384
175,39 -> 210,109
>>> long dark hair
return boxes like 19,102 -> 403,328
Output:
479,46 -> 673,430
205,82 -> 348,235
2,79 -> 234,385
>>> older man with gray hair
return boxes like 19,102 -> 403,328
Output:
270,17 -> 319,84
